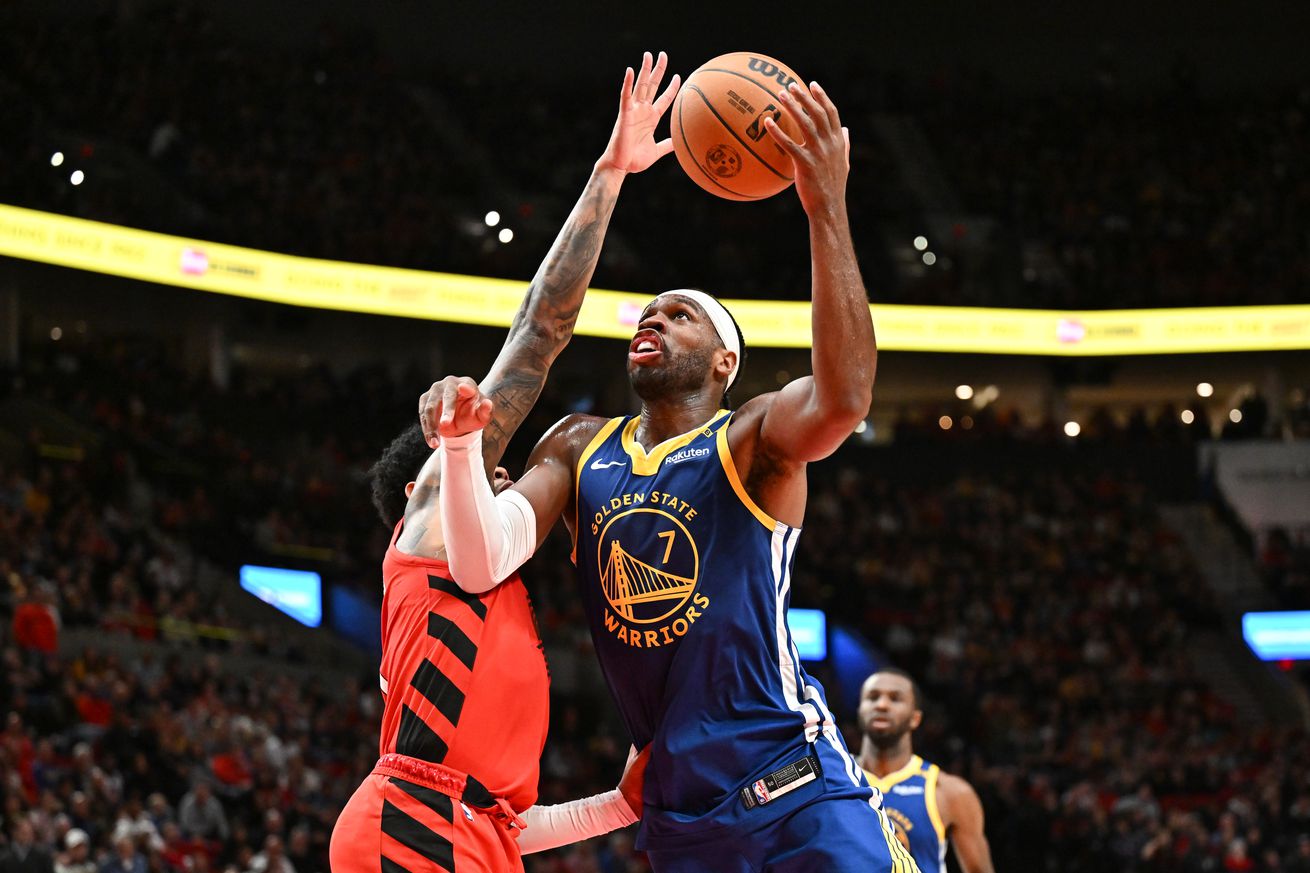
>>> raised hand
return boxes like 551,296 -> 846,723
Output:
419,376 -> 494,446
764,80 -> 851,216
597,51 -> 681,175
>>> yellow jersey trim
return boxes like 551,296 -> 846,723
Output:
925,763 -> 947,844
619,410 -> 729,476
714,417 -> 781,531
863,755 -> 924,794
571,417 -> 626,563
875,806 -> 917,873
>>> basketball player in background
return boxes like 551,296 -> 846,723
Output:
329,51 -> 681,873
425,77 -> 920,872
858,669 -> 995,873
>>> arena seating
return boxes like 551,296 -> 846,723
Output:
2,5 -> 1306,310
5,344 -> 1307,872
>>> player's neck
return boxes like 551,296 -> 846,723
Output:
859,734 -> 914,778
635,393 -> 721,449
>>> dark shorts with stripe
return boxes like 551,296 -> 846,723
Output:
330,770 -> 522,873
643,796 -> 921,873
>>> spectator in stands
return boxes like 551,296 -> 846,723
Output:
52,830 -> 93,873
11,585 -> 58,657
157,822 -> 207,873
110,798 -> 162,853
1,820 -> 54,873
145,794 -> 174,834
247,836 -> 294,873
177,783 -> 228,843
98,837 -> 144,873
1289,835 -> 1310,873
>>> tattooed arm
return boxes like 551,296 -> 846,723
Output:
470,165 -> 623,474
399,51 -> 680,557
419,49 -> 681,474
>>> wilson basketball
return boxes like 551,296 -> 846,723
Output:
672,52 -> 806,201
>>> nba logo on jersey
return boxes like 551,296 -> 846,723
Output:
752,780 -> 771,805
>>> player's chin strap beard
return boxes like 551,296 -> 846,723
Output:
656,289 -> 740,390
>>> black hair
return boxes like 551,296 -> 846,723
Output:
873,666 -> 923,710
369,423 -> 431,526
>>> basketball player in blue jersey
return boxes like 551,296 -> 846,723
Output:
425,77 -> 919,872
858,670 -> 994,873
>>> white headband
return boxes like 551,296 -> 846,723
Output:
654,289 -> 742,390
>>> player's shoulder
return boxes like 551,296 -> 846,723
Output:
725,391 -> 780,440
548,412 -> 614,441
533,413 -> 615,461
934,769 -> 984,820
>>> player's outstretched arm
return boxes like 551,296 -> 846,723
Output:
939,773 -> 995,873
753,81 -> 875,463
420,50 -> 681,475
428,377 -> 594,592
516,745 -> 649,855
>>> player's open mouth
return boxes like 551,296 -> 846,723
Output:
629,331 -> 664,364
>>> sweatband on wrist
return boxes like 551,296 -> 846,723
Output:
438,428 -> 537,594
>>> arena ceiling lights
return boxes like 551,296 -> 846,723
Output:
2,204 -> 1308,356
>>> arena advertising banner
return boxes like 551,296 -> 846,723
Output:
1242,611 -> 1310,661
238,564 -> 323,628
1200,442 -> 1310,535
3,203 -> 1309,355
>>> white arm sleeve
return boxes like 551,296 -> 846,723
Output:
515,790 -> 638,855
438,429 -> 537,594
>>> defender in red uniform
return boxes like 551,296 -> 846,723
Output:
328,529 -> 552,871
329,50 -> 682,873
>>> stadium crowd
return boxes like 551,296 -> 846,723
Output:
2,4 -> 1307,310
2,0 -> 1308,868
3,342 -> 1307,871
918,75 -> 1310,309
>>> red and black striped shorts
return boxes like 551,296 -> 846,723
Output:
330,755 -> 524,873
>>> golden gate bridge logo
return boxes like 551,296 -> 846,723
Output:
598,509 -> 699,625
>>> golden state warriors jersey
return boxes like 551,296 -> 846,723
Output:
864,756 -> 947,873
573,411 -> 878,850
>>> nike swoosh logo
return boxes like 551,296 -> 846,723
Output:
589,458 -> 627,470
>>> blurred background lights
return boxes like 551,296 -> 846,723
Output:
955,384 -> 974,400
854,420 -> 868,434
913,236 -> 928,251
938,415 -> 953,430
484,210 -> 500,227
50,151 -> 64,167
922,251 -> 937,266
497,228 -> 513,244
1197,382 -> 1214,397
1181,409 -> 1195,424
70,170 -> 85,185
1064,421 -> 1081,437
1229,409 -> 1243,423
50,326 -> 63,341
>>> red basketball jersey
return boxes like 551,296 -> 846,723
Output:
377,522 -> 550,812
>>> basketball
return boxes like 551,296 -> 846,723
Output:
672,52 -> 806,201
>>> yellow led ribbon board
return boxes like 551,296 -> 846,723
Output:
2,204 -> 1307,355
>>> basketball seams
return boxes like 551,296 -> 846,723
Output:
695,67 -> 802,170
684,83 -> 793,183
675,93 -> 767,201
